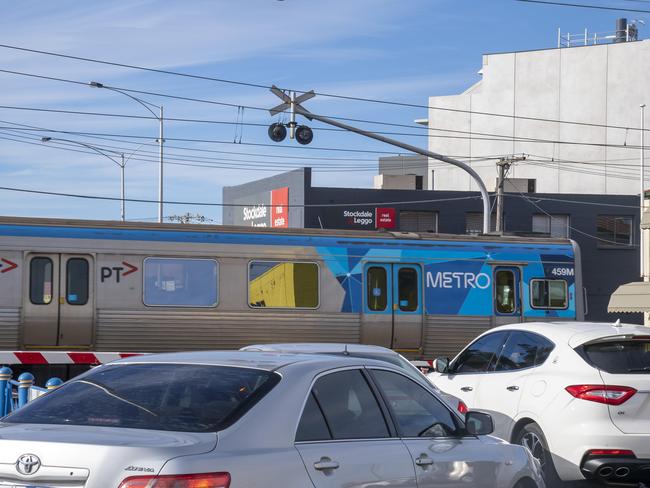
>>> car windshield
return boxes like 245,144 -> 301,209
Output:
579,339 -> 650,374
4,363 -> 279,432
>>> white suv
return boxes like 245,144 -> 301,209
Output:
427,321 -> 650,487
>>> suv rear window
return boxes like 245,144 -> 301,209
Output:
578,340 -> 650,374
4,364 -> 279,432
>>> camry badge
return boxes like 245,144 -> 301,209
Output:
16,453 -> 41,475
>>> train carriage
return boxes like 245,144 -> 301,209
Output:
0,217 -> 584,362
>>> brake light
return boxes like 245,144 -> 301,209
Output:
587,449 -> 635,457
118,472 -> 230,488
565,385 -> 637,405
457,400 -> 469,415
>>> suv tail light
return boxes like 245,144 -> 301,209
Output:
587,449 -> 635,457
457,400 -> 469,415
565,385 -> 637,405
118,473 -> 230,488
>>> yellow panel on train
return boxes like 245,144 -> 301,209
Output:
249,262 -> 318,308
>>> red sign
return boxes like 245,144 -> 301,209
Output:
0,258 -> 18,274
271,187 -> 289,228
375,207 -> 396,229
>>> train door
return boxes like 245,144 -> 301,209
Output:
361,263 -> 423,352
493,266 -> 523,325
23,253 -> 94,348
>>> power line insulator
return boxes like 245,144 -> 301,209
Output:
295,125 -> 313,145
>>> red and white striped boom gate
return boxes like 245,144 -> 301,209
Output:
0,351 -> 144,365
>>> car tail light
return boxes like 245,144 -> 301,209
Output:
565,385 -> 637,405
457,400 -> 469,415
587,449 -> 635,457
118,472 -> 230,488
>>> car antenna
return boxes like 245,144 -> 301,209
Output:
613,319 -> 622,328
343,344 -> 350,356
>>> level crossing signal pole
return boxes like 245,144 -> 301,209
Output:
268,86 -> 493,234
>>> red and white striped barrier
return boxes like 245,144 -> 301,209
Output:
0,351 -> 144,365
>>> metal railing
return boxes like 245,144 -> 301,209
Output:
0,367 -> 63,417
557,25 -> 639,48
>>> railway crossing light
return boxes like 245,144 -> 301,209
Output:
295,125 -> 313,145
268,122 -> 287,142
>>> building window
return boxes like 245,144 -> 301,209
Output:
399,211 -> 438,233
465,212 -> 497,235
415,175 -> 423,190
530,279 -> 568,309
144,258 -> 218,307
596,216 -> 634,248
532,214 -> 570,238
30,257 -> 53,305
249,261 -> 319,309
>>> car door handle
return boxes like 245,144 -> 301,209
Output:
415,456 -> 434,466
314,458 -> 340,471
460,386 -> 473,392
506,385 -> 519,391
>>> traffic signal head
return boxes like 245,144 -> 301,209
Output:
268,122 -> 287,142
295,125 -> 313,145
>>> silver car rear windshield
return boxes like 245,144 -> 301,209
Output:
578,339 -> 650,374
4,364 -> 279,432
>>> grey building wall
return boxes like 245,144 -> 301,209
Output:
222,168 -> 309,227
426,40 -> 646,195
378,155 -> 430,189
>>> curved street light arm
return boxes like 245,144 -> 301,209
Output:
42,137 -> 123,167
293,104 -> 492,234
100,85 -> 161,119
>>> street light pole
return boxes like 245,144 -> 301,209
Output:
89,81 -> 164,223
641,104 -> 646,279
269,88 -> 492,233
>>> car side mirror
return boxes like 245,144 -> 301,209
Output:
434,357 -> 450,374
465,411 -> 494,436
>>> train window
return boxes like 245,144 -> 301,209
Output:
367,267 -> 387,311
248,261 -> 319,309
530,279 -> 568,309
397,267 -> 418,312
495,270 -> 515,314
143,258 -> 218,307
66,259 -> 89,306
30,257 -> 53,305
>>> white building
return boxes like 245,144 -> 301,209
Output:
421,32 -> 646,195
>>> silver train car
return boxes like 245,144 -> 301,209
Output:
0,217 -> 584,360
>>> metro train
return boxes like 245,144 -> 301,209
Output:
0,216 -> 584,361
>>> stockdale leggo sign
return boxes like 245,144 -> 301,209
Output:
239,187 -> 290,228
242,205 -> 268,227
344,210 -> 374,227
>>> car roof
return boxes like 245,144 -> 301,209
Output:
110,350 -> 394,371
488,321 -> 650,347
241,343 -> 398,356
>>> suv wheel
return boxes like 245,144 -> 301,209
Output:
515,423 -> 562,488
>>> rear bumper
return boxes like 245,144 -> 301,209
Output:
581,457 -> 650,485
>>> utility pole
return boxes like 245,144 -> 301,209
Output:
641,104 -> 646,279
495,155 -> 526,233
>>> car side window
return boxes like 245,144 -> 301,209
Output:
296,392 -> 331,442
372,369 -> 459,438
311,369 -> 390,440
450,331 -> 509,374
495,332 -> 555,372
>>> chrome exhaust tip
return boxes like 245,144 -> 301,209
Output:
599,466 -> 614,478
614,467 -> 631,478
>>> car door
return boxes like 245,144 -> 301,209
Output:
473,331 -> 555,441
294,368 -> 417,488
369,368 -> 501,488
432,331 -> 510,408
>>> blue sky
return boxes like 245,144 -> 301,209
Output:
0,0 -> 643,222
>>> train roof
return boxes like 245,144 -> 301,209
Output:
0,216 -> 573,245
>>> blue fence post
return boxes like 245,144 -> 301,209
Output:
0,367 -> 13,417
17,372 -> 34,409
45,377 -> 63,390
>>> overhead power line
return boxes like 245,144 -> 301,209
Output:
1,44 -> 649,133
515,0 -> 650,12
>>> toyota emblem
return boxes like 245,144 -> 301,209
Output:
16,454 -> 41,475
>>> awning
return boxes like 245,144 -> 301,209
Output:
608,281 -> 650,313
642,210 -> 650,230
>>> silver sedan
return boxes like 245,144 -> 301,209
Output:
0,351 -> 544,488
